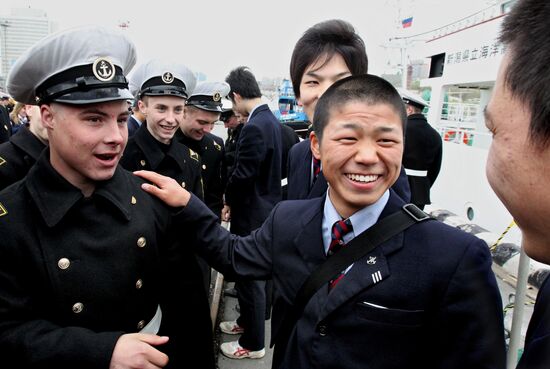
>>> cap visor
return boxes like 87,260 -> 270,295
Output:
53,87 -> 134,105
189,103 -> 222,112
141,91 -> 188,99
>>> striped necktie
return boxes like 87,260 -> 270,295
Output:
311,157 -> 321,186
328,218 -> 353,289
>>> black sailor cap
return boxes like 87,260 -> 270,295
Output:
7,25 -> 136,105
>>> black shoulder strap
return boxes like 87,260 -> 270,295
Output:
273,204 -> 432,350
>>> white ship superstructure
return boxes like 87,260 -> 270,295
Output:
413,1 -> 522,244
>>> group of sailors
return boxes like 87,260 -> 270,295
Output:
0,0 -> 549,368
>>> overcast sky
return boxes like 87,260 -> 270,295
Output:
5,0 -> 495,81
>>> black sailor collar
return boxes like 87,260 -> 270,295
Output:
10,125 -> 47,160
26,149 -> 132,227
134,124 -> 187,172
174,128 -> 203,154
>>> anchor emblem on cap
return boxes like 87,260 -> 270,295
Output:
162,72 -> 174,84
213,92 -> 221,102
92,58 -> 115,82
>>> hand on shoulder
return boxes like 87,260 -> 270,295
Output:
134,170 -> 191,207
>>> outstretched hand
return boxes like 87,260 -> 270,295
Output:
134,170 -> 191,208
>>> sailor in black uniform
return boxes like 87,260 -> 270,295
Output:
120,59 -> 203,200
400,89 -> 442,209
121,59 -> 218,317
176,81 -> 229,221
173,81 -> 229,295
0,103 -> 48,190
0,25 -> 215,369
221,99 -> 243,179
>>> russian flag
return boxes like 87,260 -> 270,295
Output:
402,17 -> 413,28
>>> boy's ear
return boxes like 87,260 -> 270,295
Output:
137,99 -> 147,116
310,131 -> 321,160
40,104 -> 55,130
232,92 -> 241,103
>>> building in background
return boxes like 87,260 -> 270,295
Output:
0,8 -> 55,91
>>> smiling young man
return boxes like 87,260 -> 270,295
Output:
286,20 -> 365,201
310,100 -> 403,215
176,81 -> 230,220
120,61 -> 217,356
286,19 -> 410,203
174,81 -> 230,296
0,27 -> 215,369
136,74 -> 506,369
121,59 -> 203,200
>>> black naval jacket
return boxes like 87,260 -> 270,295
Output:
0,151 -> 215,369
402,113 -> 442,206
0,125 -> 47,191
120,124 -> 215,339
120,124 -> 204,199
175,130 -> 226,219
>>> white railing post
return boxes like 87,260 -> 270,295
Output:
506,247 -> 530,368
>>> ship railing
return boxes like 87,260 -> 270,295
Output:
437,125 -> 492,150
441,101 -> 481,124
426,1 -> 513,41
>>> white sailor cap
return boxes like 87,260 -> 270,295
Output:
398,88 -> 429,109
129,59 -> 196,100
220,98 -> 235,120
7,25 -> 136,105
221,98 -> 233,112
186,81 -> 230,112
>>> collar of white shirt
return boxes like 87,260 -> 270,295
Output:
322,189 -> 390,255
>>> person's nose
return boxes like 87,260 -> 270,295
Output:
355,141 -> 379,165
165,109 -> 177,124
105,120 -> 125,145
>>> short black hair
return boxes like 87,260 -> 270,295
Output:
499,0 -> 550,148
225,66 -> 262,100
220,109 -> 235,122
313,74 -> 406,143
290,19 -> 368,99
